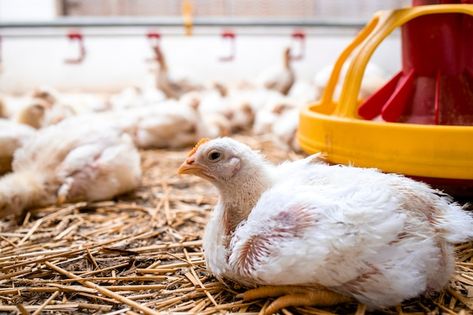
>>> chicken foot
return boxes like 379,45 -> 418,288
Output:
239,285 -> 352,315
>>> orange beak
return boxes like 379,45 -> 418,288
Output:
177,155 -> 201,175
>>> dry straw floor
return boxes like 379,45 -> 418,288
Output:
0,135 -> 472,315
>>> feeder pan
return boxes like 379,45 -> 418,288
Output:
298,1 -> 473,196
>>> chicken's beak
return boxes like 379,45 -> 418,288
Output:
177,156 -> 201,175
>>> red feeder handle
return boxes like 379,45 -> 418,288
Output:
146,31 -> 162,63
290,30 -> 306,61
219,30 -> 236,62
64,31 -> 85,64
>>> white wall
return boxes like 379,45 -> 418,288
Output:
0,28 -> 402,93
0,0 -> 57,21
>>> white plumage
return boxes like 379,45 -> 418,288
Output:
0,119 -> 36,174
72,100 -> 210,149
0,119 -> 141,219
178,138 -> 473,313
271,108 -> 300,151
257,47 -> 295,95
180,87 -> 255,133
109,86 -> 166,110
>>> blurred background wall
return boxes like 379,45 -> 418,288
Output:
0,0 -> 409,93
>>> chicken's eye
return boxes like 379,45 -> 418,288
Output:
208,150 -> 222,162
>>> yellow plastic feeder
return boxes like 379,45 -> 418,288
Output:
298,2 -> 473,196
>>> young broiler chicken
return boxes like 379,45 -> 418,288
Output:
180,86 -> 251,134
109,85 -> 166,110
257,47 -> 295,95
15,100 -> 48,129
271,108 -> 301,151
71,100 -> 220,149
0,119 -> 36,175
178,138 -> 473,314
0,119 -> 141,219
154,45 -> 202,99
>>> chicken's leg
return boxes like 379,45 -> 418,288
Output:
239,285 -> 352,315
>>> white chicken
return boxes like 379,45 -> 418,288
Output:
14,99 -> 79,129
109,85 -> 166,110
0,119 -> 36,175
180,87 -> 254,133
154,45 -> 202,99
257,47 -> 295,95
0,119 -> 141,219
14,99 -> 48,129
252,93 -> 305,152
71,100 -> 216,149
30,85 -> 60,106
287,79 -> 318,104
32,86 -> 111,123
0,95 -> 28,118
5,88 -> 82,129
119,101 -> 202,149
178,138 -> 473,314
271,108 -> 301,152
201,112 -> 231,138
253,98 -> 297,135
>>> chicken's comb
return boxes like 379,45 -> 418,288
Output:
187,138 -> 210,156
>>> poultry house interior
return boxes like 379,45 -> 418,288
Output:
1,0 -> 473,314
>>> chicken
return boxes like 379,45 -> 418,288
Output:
219,87 -> 286,132
14,98 -> 79,129
257,47 -> 295,95
154,45 -> 202,99
201,112 -> 231,138
109,85 -> 166,110
271,108 -> 301,152
33,86 -> 111,122
6,88 -> 82,129
252,93 -> 304,152
15,99 -> 48,129
0,119 -> 36,175
30,85 -> 60,106
70,100 -> 215,149
253,98 -> 297,135
287,79 -> 318,103
178,138 -> 473,314
42,102 -> 77,127
1,94 -> 45,120
121,101 -> 202,149
180,87 -> 254,133
0,119 -> 141,219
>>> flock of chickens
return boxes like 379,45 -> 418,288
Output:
0,46 -> 386,218
3,45 -> 470,313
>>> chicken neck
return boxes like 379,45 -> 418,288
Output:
284,52 -> 292,70
215,162 -> 274,237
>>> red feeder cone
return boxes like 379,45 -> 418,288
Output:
359,0 -> 473,126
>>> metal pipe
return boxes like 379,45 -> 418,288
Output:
0,17 -> 366,29
0,29 -> 364,38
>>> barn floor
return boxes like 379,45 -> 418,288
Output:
0,134 -> 472,315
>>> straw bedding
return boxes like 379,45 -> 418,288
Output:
1,134 -> 472,315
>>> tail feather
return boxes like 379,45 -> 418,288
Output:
436,203 -> 473,244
